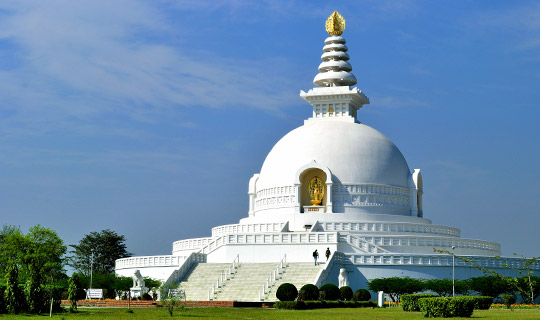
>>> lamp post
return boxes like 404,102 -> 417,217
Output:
452,245 -> 456,297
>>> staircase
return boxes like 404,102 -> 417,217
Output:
176,262 -> 325,301
213,263 -> 278,301
176,263 -> 231,301
263,262 -> 324,301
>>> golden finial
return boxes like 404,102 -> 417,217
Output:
325,11 -> 345,36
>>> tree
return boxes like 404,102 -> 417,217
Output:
69,229 -> 131,274
4,264 -> 23,314
467,276 -> 512,298
0,226 -> 27,279
68,274 -> 81,312
23,225 -> 67,313
424,278 -> 469,297
368,277 -> 424,302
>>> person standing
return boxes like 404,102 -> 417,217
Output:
313,249 -> 319,265
325,247 -> 331,261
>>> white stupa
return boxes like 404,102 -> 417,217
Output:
116,11 -> 539,301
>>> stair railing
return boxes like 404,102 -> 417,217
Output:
258,254 -> 287,301
208,254 -> 240,300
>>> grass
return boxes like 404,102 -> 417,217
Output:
1,307 -> 540,319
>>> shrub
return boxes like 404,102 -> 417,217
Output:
339,286 -> 353,301
0,285 -> 5,314
276,283 -> 298,302
274,300 -> 305,310
298,284 -> 319,301
401,293 -> 438,312
141,292 -> 153,301
501,294 -> 516,309
319,283 -> 340,301
274,300 -> 377,310
471,296 -> 493,310
353,288 -> 371,301
418,297 -> 475,318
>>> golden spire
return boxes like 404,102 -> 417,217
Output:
325,11 -> 345,36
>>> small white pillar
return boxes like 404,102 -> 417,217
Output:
378,291 -> 385,307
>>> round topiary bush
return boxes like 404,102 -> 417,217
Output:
319,283 -> 340,301
353,289 -> 371,301
339,286 -> 353,301
276,283 -> 298,301
298,284 -> 319,301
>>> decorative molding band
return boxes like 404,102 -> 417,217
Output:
172,237 -> 213,253
254,185 -> 296,211
115,255 -> 185,270
320,222 -> 461,237
345,254 -> 540,270
211,222 -> 286,237
360,236 -> 500,253
333,184 -> 410,210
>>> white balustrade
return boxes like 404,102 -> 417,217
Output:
259,254 -> 287,301
208,255 -> 240,301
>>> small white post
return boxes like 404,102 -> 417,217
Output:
378,291 -> 385,308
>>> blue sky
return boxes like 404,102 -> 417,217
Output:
1,1 -> 539,259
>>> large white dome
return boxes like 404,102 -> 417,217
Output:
257,120 -> 411,190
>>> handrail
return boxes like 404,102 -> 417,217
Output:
161,252 -> 206,299
258,254 -> 287,301
208,255 -> 240,300
343,234 -> 389,253
314,251 -> 344,287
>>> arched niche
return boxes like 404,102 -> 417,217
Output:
295,160 -> 333,213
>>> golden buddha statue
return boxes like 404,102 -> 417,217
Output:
309,176 -> 325,206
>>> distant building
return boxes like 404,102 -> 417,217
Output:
116,11 -> 539,301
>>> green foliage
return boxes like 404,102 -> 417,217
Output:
77,273 -> 132,299
516,276 -> 540,303
274,300 -> 376,309
368,277 -> 424,302
353,288 -> 371,301
418,296 -> 475,318
424,278 -> 468,297
401,293 -> 438,312
501,294 -> 516,309
470,296 -> 493,310
319,283 -> 340,301
274,300 -> 305,310
276,283 -> 298,301
4,264 -> 23,314
298,284 -> 319,301
0,285 -> 5,314
467,276 -> 512,298
69,229 -> 131,275
339,286 -> 353,301
68,273 -> 81,312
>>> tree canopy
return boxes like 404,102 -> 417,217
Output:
368,277 -> 424,302
69,229 -> 131,274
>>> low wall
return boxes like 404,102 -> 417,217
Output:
60,300 -> 275,308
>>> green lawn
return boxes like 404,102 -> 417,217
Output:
1,307 -> 539,319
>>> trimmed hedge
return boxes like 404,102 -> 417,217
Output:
298,284 -> 319,301
276,283 -> 298,302
353,289 -> 371,302
418,297 -> 475,318
471,296 -> 493,310
339,286 -> 353,301
274,300 -> 376,310
319,283 -> 340,301
401,294 -> 438,312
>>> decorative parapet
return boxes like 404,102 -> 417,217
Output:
211,222 -> 287,237
320,222 -> 460,237
172,237 -> 213,254
115,255 -> 186,270
344,254 -> 540,270
199,232 -> 339,255
360,236 -> 500,253
332,184 -> 410,211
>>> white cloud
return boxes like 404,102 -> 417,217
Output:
0,1 -> 298,137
